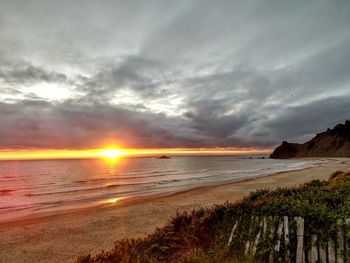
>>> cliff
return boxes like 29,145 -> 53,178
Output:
270,120 -> 350,158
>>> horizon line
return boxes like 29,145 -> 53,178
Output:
0,147 -> 272,161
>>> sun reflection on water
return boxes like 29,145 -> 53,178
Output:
107,197 -> 121,204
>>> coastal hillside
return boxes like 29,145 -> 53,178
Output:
270,120 -> 350,159
75,170 -> 350,263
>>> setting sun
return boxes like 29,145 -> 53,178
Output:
98,148 -> 126,159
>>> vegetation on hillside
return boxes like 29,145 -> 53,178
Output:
75,169 -> 350,263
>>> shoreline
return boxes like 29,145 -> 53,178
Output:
0,158 -> 328,225
0,158 -> 349,263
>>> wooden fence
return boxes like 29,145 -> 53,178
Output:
227,216 -> 350,263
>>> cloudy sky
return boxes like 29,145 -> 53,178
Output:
0,0 -> 350,151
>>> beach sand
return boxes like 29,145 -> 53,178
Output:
0,158 -> 349,263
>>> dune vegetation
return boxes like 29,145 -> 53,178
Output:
75,169 -> 350,263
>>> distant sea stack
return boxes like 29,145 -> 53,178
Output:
270,120 -> 350,159
157,155 -> 170,159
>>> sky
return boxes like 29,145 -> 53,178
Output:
0,0 -> 350,152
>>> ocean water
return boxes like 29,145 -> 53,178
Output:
0,155 -> 325,223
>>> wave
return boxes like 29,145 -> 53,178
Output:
24,162 -> 316,198
10,160 -> 323,200
0,189 -> 14,195
21,168 -> 281,198
72,170 -> 207,184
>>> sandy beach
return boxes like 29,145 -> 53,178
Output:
0,158 -> 349,263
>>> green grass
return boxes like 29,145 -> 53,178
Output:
75,170 -> 350,263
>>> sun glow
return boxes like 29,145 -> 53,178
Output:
98,148 -> 126,159
0,147 -> 271,160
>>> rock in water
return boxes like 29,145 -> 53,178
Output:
157,155 -> 170,159
270,120 -> 350,158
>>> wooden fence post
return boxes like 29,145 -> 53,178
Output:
284,216 -> 290,263
263,217 -> 268,237
245,216 -> 256,255
274,221 -> 284,253
344,218 -> 350,263
310,235 -> 318,263
295,217 -> 305,263
269,217 -> 276,263
328,240 -> 336,263
337,219 -> 344,263
319,245 -> 327,263
227,220 -> 238,246
252,220 -> 263,256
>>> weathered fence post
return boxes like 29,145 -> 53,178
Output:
311,235 -> 318,263
274,220 -> 284,253
227,220 -> 238,246
252,220 -> 263,256
295,217 -> 305,263
284,216 -> 290,262
337,219 -> 344,263
245,216 -> 256,255
328,240 -> 336,263
269,217 -> 276,263
319,245 -> 327,263
263,217 -> 268,237
345,218 -> 350,263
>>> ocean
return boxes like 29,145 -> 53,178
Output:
0,155 -> 326,223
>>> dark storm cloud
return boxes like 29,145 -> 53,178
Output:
80,56 -> 169,101
185,98 -> 251,138
0,63 -> 68,85
0,0 -> 350,150
265,95 -> 350,143
268,36 -> 350,102
0,99 -> 270,149
0,100 -> 202,149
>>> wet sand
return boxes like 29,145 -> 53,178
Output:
0,158 -> 349,263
